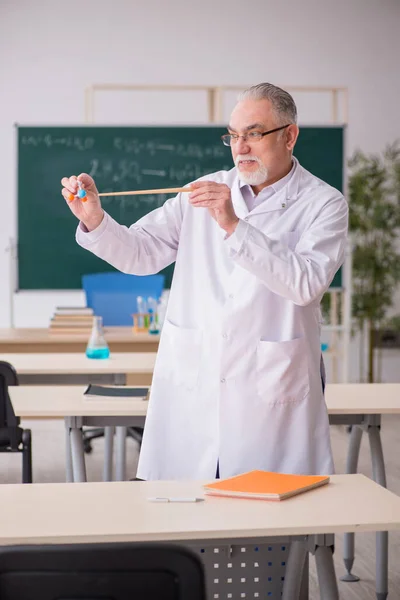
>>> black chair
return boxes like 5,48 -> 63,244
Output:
0,542 -> 206,600
0,361 -> 32,483
83,425 -> 143,453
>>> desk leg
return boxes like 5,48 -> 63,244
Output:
107,373 -> 125,482
341,424 -> 363,582
64,419 -> 74,483
368,423 -> 388,600
282,540 -> 307,600
69,426 -> 87,483
115,426 -> 127,481
103,426 -> 115,481
315,545 -> 339,600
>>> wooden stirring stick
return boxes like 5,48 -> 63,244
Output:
98,187 -> 192,197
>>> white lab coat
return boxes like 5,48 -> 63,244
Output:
76,158 -> 348,480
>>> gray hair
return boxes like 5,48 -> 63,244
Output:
238,83 -> 298,125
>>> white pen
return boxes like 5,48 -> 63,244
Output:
147,497 -> 204,503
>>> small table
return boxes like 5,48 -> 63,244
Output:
10,382 -> 400,600
9,385 -> 148,483
0,352 -> 156,385
0,327 -> 159,353
326,383 -> 400,599
1,475 -> 399,600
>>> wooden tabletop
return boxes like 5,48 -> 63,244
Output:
0,353 -> 156,375
0,475 -> 398,546
0,328 -> 160,353
9,386 -> 149,418
9,383 -> 400,420
325,383 -> 400,414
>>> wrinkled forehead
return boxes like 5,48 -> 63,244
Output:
228,99 -> 277,131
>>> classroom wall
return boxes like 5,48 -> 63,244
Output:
1,0 -> 399,329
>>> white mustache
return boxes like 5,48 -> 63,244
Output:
235,155 -> 262,167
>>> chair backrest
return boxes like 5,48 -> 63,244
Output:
82,272 -> 165,326
0,542 -> 206,600
0,361 -> 19,429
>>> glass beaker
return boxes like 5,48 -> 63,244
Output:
86,316 -> 110,359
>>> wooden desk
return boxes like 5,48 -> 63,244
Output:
325,383 -> 400,414
0,328 -> 159,354
0,475 -> 399,600
10,382 -> 399,484
325,383 -> 400,596
0,352 -> 157,386
9,382 -> 399,487
9,382 -> 400,599
10,385 -> 147,484
4,474 -> 396,543
12,382 -> 400,417
0,352 -> 154,485
9,385 -> 148,420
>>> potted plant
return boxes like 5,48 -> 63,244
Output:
348,141 -> 400,382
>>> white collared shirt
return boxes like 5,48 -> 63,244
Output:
239,159 -> 296,212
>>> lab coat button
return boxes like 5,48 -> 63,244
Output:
222,333 -> 228,339
220,378 -> 226,383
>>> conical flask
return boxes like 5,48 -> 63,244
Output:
86,316 -> 110,359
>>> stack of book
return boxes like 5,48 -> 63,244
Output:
49,307 -> 94,334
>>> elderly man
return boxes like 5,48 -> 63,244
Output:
61,83 -> 348,480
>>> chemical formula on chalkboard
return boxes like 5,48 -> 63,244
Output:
113,137 -> 227,160
88,158 -> 231,187
21,134 -> 95,151
21,133 -> 227,160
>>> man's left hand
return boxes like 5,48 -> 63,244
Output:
188,181 -> 239,235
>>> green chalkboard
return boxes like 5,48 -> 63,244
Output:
17,125 -> 344,290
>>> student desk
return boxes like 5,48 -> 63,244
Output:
0,352 -> 155,485
9,382 -> 399,485
9,382 -> 400,600
325,383 -> 400,599
0,352 -> 157,386
0,475 -> 399,600
0,328 -> 160,354
9,385 -> 147,484
0,352 -> 154,488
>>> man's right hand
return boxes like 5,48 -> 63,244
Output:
61,173 -> 104,232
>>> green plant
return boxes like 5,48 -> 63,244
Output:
348,141 -> 400,382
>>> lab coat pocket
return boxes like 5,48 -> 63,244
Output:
156,319 -> 203,389
256,337 -> 309,405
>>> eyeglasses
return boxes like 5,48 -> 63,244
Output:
221,124 -> 290,147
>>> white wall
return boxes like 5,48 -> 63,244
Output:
1,0 -> 399,328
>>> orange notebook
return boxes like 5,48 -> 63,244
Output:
204,470 -> 330,501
